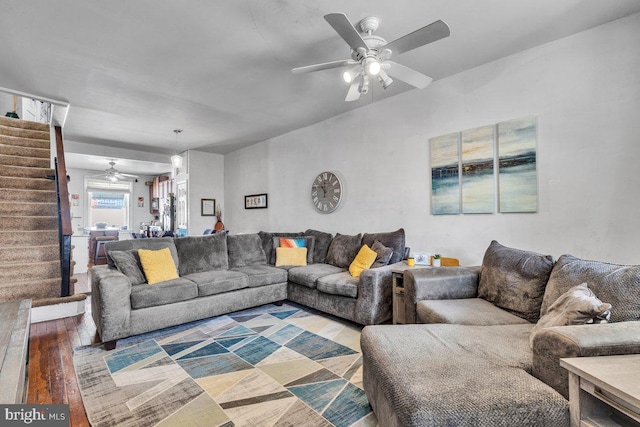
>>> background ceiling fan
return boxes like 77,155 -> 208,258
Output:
292,13 -> 450,101
92,160 -> 139,182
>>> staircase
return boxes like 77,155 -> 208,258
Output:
0,115 -> 66,302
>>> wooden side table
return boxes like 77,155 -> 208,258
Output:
391,264 -> 431,324
560,355 -> 640,427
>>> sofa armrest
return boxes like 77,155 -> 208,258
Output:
90,265 -> 133,343
532,321 -> 640,399
353,263 -> 400,325
404,266 -> 480,323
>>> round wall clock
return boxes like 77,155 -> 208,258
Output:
311,171 -> 343,213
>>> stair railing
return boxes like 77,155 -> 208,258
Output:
54,126 -> 72,297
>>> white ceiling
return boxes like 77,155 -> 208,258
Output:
2,1 -> 640,174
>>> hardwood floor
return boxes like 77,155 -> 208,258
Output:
27,296 -> 98,427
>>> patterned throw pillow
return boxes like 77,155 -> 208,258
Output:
280,237 -> 306,248
271,236 -> 315,264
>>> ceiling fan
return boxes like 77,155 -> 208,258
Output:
92,160 -> 139,183
292,13 -> 450,101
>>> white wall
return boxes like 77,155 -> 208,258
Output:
184,150 -> 225,235
225,13 -> 640,265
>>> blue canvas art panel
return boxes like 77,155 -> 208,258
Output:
498,117 -> 538,213
461,125 -> 495,213
430,132 -> 460,215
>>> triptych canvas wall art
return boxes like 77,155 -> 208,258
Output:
430,117 -> 537,215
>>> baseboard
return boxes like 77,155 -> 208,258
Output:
31,299 -> 85,323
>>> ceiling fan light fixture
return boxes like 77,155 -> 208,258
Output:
342,65 -> 361,83
359,75 -> 370,94
363,57 -> 381,76
378,69 -> 394,89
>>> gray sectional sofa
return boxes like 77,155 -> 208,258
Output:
91,229 -> 407,346
361,241 -> 640,426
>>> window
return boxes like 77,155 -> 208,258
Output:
86,178 -> 132,230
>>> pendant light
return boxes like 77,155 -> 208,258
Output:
171,129 -> 183,168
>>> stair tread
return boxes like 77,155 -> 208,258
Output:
0,116 -> 50,131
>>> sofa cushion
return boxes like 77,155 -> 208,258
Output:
304,229 -> 333,264
417,298 -> 531,325
326,233 -> 362,268
478,240 -> 554,322
105,237 -> 179,269
258,231 -> 303,265
275,247 -> 307,267
371,240 -> 393,269
184,270 -> 249,297
130,277 -> 198,309
317,272 -> 359,298
361,324 -> 568,427
362,228 -> 406,264
109,250 -> 146,285
271,236 -> 315,264
541,254 -> 640,322
174,233 -> 228,275
349,245 -> 377,277
232,265 -> 288,287
227,234 -> 267,268
288,264 -> 346,289
138,247 -> 179,285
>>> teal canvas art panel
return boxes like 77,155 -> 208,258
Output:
498,117 -> 538,213
430,132 -> 460,215
461,125 -> 495,214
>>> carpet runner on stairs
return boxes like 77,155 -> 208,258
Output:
0,115 -> 64,302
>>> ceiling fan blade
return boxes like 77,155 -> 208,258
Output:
324,13 -> 368,52
345,81 -> 361,102
385,20 -> 450,55
115,172 -> 138,178
292,59 -> 356,74
386,61 -> 433,89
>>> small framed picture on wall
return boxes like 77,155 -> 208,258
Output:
201,198 -> 216,216
245,194 -> 268,209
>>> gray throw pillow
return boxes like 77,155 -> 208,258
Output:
362,228 -> 405,264
371,240 -> 393,269
109,250 -> 146,285
541,254 -> 640,322
326,233 -> 362,269
174,233 -> 229,275
478,240 -> 554,323
530,283 -> 611,347
304,229 -> 333,264
271,236 -> 315,265
227,234 -> 268,268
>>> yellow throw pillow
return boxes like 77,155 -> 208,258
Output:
349,244 -> 378,277
275,247 -> 307,267
138,247 -> 179,285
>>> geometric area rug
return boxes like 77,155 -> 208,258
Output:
73,302 -> 378,427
